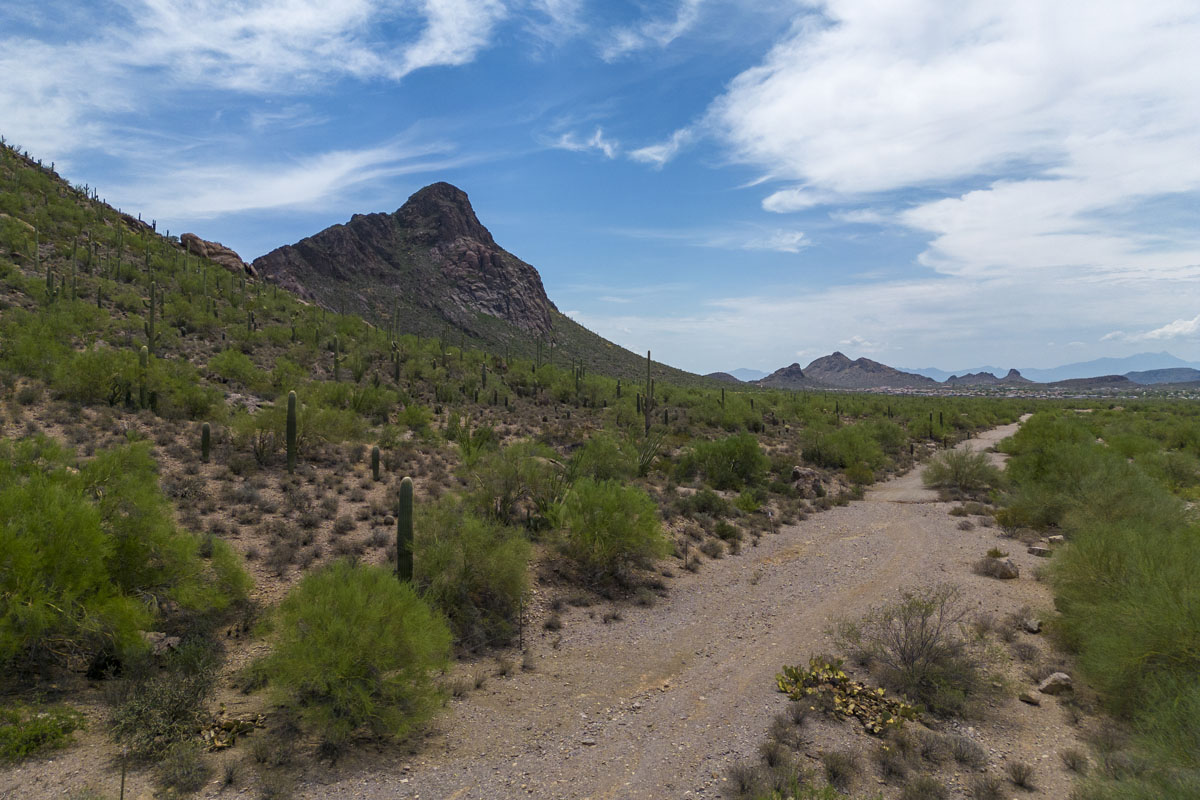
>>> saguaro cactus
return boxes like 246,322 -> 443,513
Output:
396,476 -> 414,582
286,390 -> 297,474
371,445 -> 381,481
201,422 -> 211,463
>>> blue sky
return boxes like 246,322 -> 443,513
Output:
3,0 -> 1200,375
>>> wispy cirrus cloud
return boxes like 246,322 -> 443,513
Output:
600,0 -> 704,61
113,139 -> 467,219
615,223 -> 809,253
0,0 -> 508,161
551,126 -> 619,158
629,127 -> 696,168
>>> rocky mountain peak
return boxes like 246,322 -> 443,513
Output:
394,181 -> 495,247
252,182 -> 555,337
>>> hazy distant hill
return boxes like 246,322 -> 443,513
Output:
1124,368 -> 1200,385
801,352 -> 937,389
905,352 -> 1200,383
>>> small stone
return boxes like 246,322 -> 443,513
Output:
1023,618 -> 1042,634
1018,692 -> 1041,706
1047,535 -> 1065,544
1028,545 -> 1052,557
1037,672 -> 1073,695
581,738 -> 596,746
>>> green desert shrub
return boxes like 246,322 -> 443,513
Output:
676,433 -> 768,490
922,448 -> 1001,493
802,424 -> 886,471
416,499 -> 531,650
208,348 -> 267,392
833,584 -> 979,716
554,478 -> 669,582
0,437 -> 250,671
266,560 -> 452,747
50,345 -> 138,405
572,433 -> 635,481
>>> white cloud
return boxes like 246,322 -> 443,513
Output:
601,0 -> 704,60
830,208 -> 888,225
629,127 -> 695,168
762,187 -> 827,213
707,0 -> 1200,285
552,127 -> 619,158
1107,314 -> 1200,343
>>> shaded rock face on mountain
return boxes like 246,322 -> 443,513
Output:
181,233 -> 256,278
252,182 -> 555,337
802,352 -> 937,389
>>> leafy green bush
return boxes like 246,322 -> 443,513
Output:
266,560 -> 452,746
802,424 -> 886,471
0,437 -> 251,671
0,703 -> 85,761
465,440 -> 566,525
677,433 -> 768,490
572,433 -> 635,481
921,449 -> 1001,494
208,348 -> 266,392
416,499 -> 530,649
554,478 -> 669,581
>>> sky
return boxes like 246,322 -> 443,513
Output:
3,0 -> 1199,375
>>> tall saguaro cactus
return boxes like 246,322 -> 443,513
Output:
371,445 -> 381,482
286,390 -> 297,474
201,422 -> 211,463
396,476 -> 414,582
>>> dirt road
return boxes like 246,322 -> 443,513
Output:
303,420 -> 1071,799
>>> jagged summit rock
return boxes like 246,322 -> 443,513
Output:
253,182 -> 556,337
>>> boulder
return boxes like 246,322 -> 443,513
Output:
1028,545 -> 1052,557
181,232 -> 257,278
1037,672 -> 1073,695
993,558 -> 1020,579
1018,691 -> 1041,706
1023,618 -> 1042,634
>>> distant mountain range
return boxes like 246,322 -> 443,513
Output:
901,352 -> 1200,384
726,350 -> 1200,390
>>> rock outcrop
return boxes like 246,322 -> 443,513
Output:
181,233 -> 256,278
252,182 -> 555,337
755,362 -> 822,389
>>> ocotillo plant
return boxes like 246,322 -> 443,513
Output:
371,445 -> 381,481
201,422 -> 211,463
286,390 -> 297,474
396,476 -> 414,582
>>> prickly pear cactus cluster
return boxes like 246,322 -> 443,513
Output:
776,656 -> 917,735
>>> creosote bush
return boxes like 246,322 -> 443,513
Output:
266,560 -> 451,747
922,448 -> 1002,494
833,583 -> 979,716
0,703 -> 85,761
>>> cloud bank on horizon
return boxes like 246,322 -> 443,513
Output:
2,0 -> 1198,373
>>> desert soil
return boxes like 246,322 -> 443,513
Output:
291,419 -> 1088,800
2,419 -> 1094,800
